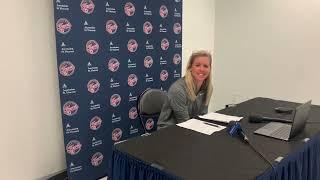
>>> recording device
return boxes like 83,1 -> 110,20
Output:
249,114 -> 292,123
227,121 -> 249,143
274,107 -> 294,114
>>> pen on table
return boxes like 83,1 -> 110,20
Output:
203,122 -> 219,127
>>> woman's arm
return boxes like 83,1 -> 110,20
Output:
168,86 -> 190,123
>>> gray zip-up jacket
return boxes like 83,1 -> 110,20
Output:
157,78 -> 208,129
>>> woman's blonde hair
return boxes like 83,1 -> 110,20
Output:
184,50 -> 213,106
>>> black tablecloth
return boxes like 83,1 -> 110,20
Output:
110,97 -> 320,180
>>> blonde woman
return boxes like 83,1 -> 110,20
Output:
158,50 -> 213,129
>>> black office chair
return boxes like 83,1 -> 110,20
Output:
137,88 -> 168,134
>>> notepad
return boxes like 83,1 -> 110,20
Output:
198,112 -> 243,123
177,119 -> 225,135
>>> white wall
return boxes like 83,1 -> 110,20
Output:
0,1 -> 66,180
213,0 -> 320,111
0,0 -> 215,179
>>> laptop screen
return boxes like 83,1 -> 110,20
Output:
289,100 -> 312,138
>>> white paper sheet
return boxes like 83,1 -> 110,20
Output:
177,119 -> 225,135
199,112 -> 243,123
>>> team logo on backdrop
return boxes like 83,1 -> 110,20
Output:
108,58 -> 120,72
63,101 -> 79,116
112,128 -> 123,141
128,74 -> 138,87
59,61 -> 75,76
86,40 -> 99,54
161,38 -> 170,50
66,140 -> 82,155
106,20 -> 118,34
91,152 -> 104,166
173,23 -> 182,34
56,18 -> 72,34
160,70 -> 169,81
124,2 -> 135,16
128,107 -> 138,119
110,94 -> 121,107
80,0 -> 95,14
143,21 -> 153,34
144,56 -> 153,68
87,79 -> 100,93
145,118 -> 154,130
173,53 -> 182,65
127,39 -> 138,52
159,5 -> 168,18
90,116 -> 102,130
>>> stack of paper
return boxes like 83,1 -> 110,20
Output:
177,119 -> 225,135
199,112 -> 243,123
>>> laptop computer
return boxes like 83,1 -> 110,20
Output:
254,100 -> 311,141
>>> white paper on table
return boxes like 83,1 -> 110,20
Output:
198,112 -> 243,123
177,118 -> 225,135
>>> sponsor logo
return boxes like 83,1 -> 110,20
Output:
145,74 -> 154,83
112,113 -> 121,123
91,152 -> 104,166
110,94 -> 121,107
109,41 -> 120,52
110,78 -> 120,88
144,56 -> 153,68
89,100 -> 101,110
159,56 -> 167,65
87,61 -> 98,72
174,8 -> 181,17
86,40 -> 99,54
159,5 -> 168,18
80,0 -> 95,14
173,23 -> 182,34
128,107 -> 138,119
108,58 -> 120,72
56,18 -> 72,34
128,74 -> 138,87
87,79 -> 100,93
160,70 -> 169,81
173,53 -> 182,65
90,116 -> 102,130
59,61 -> 75,76
83,21 -> 96,32
145,118 -> 154,130
124,2 -> 135,16
161,38 -> 169,51
112,128 -> 123,141
143,5 -> 152,16
66,140 -> 82,155
143,21 -> 153,34
62,84 -> 76,95
106,20 -> 118,34
127,39 -> 138,52
63,101 -> 79,116
56,1 -> 69,11
105,2 -> 116,13
174,70 -> 181,78
65,123 -> 79,134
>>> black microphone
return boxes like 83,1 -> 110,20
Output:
227,121 -> 276,171
248,114 -> 292,123
227,121 -> 249,143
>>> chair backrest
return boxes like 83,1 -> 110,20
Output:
137,88 -> 168,133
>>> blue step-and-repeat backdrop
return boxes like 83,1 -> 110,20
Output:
53,0 -> 182,179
